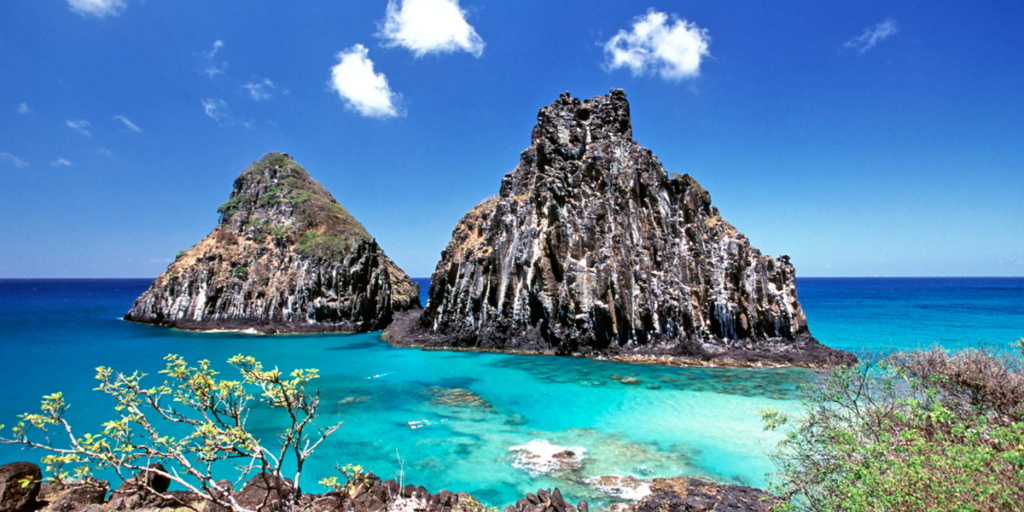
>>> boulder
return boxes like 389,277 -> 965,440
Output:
202,480 -> 236,512
109,462 -> 171,497
36,478 -> 108,512
635,478 -> 779,512
233,473 -> 294,512
0,462 -> 41,512
506,488 -> 578,512
105,463 -> 173,510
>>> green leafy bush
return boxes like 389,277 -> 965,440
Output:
287,188 -> 310,206
762,342 -> 1024,512
216,195 -> 245,223
294,231 -> 357,262
270,226 -> 289,244
256,187 -> 284,208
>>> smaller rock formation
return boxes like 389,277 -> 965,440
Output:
125,152 -> 419,333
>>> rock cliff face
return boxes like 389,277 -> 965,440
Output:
125,152 -> 419,333
386,90 -> 853,366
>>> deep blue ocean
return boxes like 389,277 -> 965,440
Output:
0,277 -> 1021,506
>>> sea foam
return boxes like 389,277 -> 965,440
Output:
509,439 -> 586,476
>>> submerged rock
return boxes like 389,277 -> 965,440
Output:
584,475 -> 652,502
386,90 -> 853,366
125,152 -> 419,333
509,440 -> 586,476
338,395 -> 372,406
425,387 -> 493,409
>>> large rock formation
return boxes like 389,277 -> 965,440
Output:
386,90 -> 852,366
126,152 -> 419,333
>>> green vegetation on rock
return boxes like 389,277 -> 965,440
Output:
216,152 -> 371,262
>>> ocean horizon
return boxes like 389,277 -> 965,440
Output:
0,277 -> 1021,507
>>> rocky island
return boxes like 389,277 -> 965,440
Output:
125,152 -> 419,333
387,90 -> 854,366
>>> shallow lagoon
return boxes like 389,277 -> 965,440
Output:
0,278 -> 1021,507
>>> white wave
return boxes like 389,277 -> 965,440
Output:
508,439 -> 586,476
584,475 -> 652,501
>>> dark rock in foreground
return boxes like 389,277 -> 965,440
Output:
125,152 -> 419,334
234,473 -> 294,512
387,90 -> 854,367
1,458 -> 783,512
106,463 -> 173,510
503,487 -> 584,512
0,462 -> 41,512
36,477 -> 108,512
635,477 -> 779,512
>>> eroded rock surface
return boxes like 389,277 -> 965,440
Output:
387,90 -> 852,366
126,152 -> 419,333
635,477 -> 779,512
0,462 -> 42,512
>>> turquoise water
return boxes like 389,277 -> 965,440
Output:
798,278 -> 1024,356
0,278 -> 1021,507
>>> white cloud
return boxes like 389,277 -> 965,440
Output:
52,158 -> 73,167
243,78 -> 277,101
330,45 -> 403,118
201,40 -> 226,78
378,0 -> 484,57
113,115 -> 142,132
66,119 -> 92,137
68,0 -> 126,18
0,152 -> 29,168
201,98 -> 249,128
202,98 -> 229,122
603,10 -> 710,81
844,19 -> 898,53
97,147 -> 113,156
16,102 -> 31,114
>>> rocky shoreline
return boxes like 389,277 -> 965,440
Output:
385,310 -> 850,369
0,462 -> 778,512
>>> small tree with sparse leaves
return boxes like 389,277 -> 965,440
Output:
0,354 -> 341,512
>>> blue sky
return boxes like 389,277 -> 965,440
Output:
2,0 -> 1022,278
